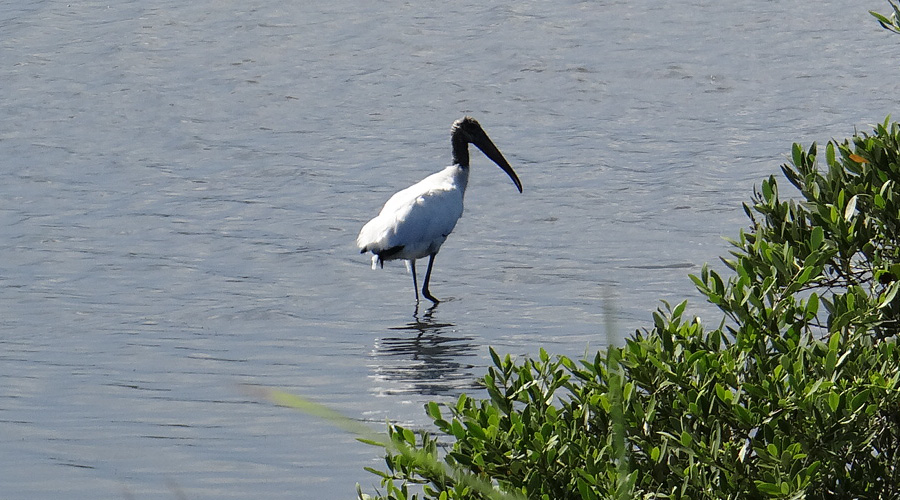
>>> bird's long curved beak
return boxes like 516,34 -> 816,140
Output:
472,135 -> 523,193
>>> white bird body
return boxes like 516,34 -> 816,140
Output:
357,117 -> 521,303
357,165 -> 468,268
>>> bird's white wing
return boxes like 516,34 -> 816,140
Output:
357,168 -> 464,260
390,187 -> 463,256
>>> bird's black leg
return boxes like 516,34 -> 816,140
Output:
422,253 -> 439,303
409,259 -> 420,302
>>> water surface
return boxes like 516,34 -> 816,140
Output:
1,0 -> 898,498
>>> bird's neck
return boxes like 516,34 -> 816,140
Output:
451,134 -> 470,167
452,163 -> 470,194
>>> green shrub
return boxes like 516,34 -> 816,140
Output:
360,120 -> 900,499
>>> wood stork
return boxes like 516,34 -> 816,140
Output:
357,116 -> 522,303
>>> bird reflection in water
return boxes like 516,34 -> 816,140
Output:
370,304 -> 479,397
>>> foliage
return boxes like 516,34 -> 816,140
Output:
871,1 -> 900,35
360,120 -> 900,500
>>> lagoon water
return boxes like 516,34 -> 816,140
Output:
1,0 -> 898,498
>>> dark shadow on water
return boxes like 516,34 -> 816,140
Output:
370,303 -> 480,397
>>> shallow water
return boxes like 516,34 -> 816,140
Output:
1,0 -> 898,498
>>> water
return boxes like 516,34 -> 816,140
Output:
1,0 -> 898,498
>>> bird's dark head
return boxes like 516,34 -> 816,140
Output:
450,116 -> 522,193
451,116 -> 482,135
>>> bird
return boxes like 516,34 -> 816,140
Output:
357,116 -> 522,304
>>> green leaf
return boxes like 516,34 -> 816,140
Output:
680,430 -> 693,448
673,300 -> 687,321
762,179 -> 773,202
828,392 -> 840,413
402,427 -> 417,445
426,401 -> 442,420
792,142 -> 803,167
810,226 -> 824,250
871,10 -> 892,24
828,332 -> 841,352
805,292 -> 819,319
490,347 -> 502,368
755,481 -> 781,495
715,383 -> 733,404
450,419 -> 466,439
826,141 -> 836,166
